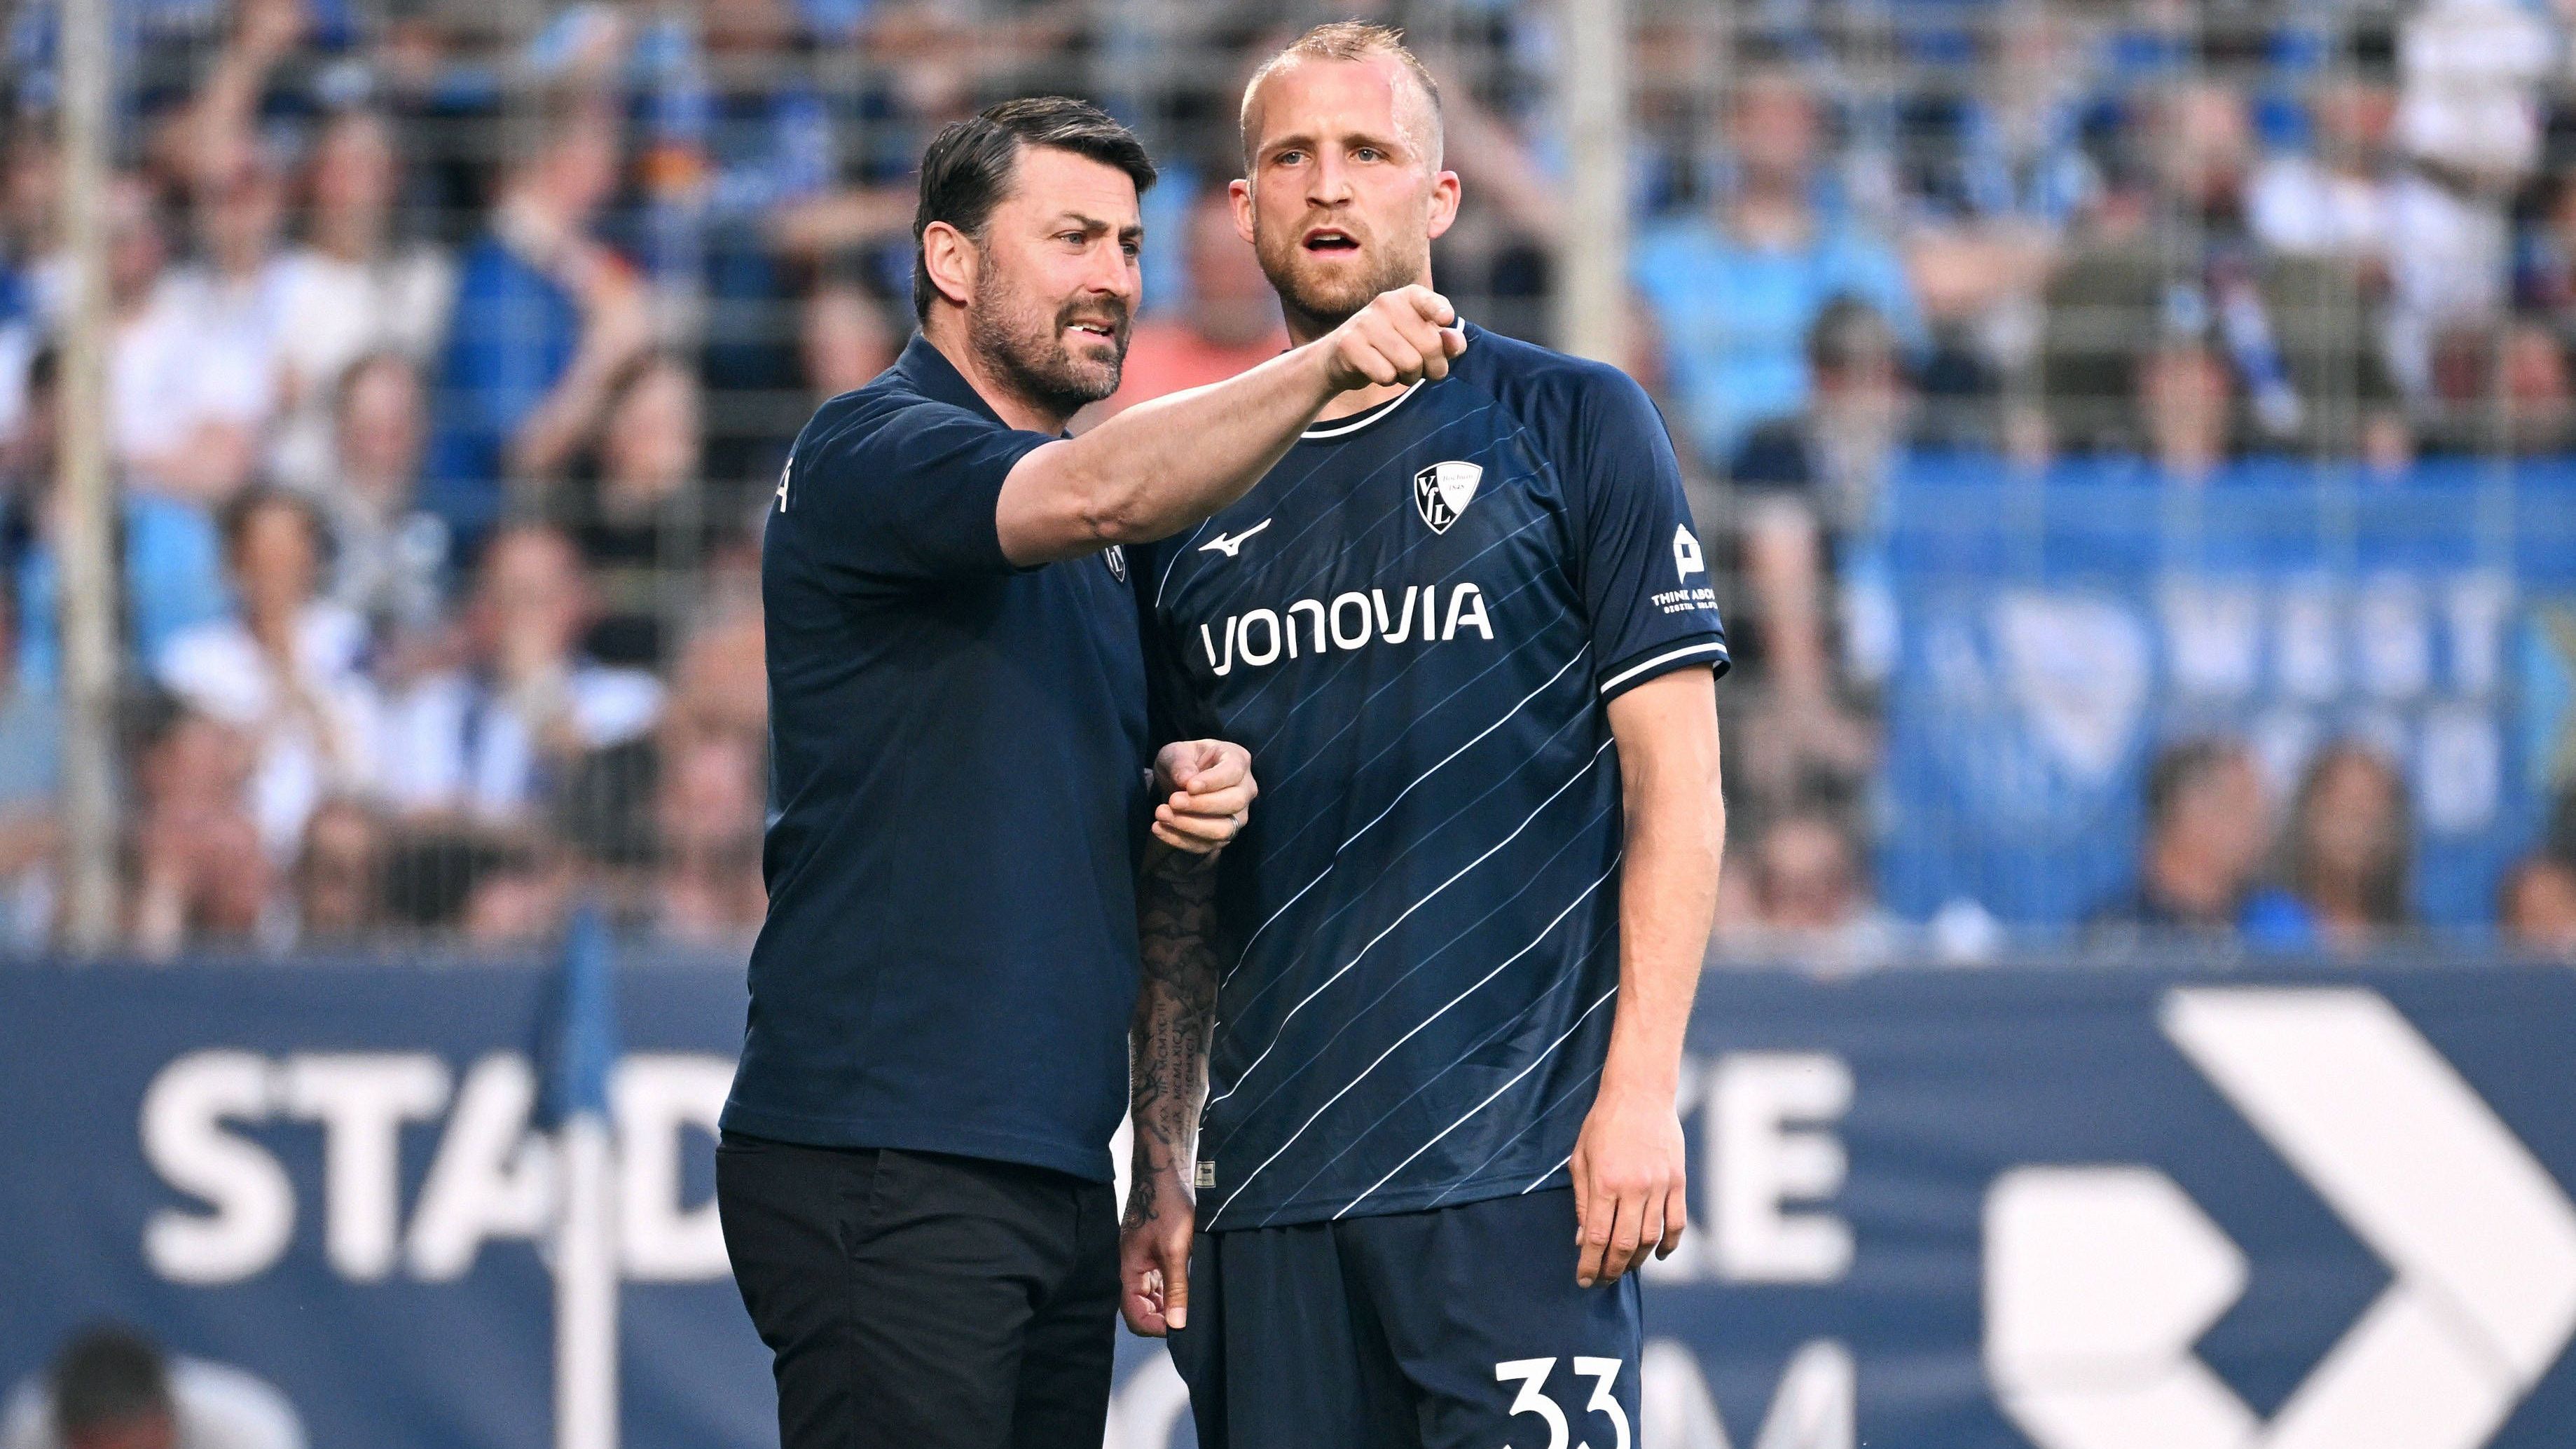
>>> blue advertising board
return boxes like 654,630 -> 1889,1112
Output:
2,955 -> 2572,1449
1875,455 -> 2576,928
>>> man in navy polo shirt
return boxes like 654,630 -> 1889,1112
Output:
714,96 -> 1468,1449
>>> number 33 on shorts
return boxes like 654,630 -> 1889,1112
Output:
1496,1357 -> 1630,1449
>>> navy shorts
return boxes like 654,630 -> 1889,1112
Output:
1166,1188 -> 1643,1449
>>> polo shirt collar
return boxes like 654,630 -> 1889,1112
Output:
895,334 -> 1007,423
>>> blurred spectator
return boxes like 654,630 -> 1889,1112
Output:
317,352 -> 446,633
2376,0 -> 2547,399
156,488 -> 381,861
634,0 -> 835,489
461,842 -> 573,947
2248,30 -> 2399,267
1747,810 -> 1892,969
2243,741 -> 2413,954
125,701 -> 270,958
380,522 -> 661,827
48,175 -> 270,502
423,88 -> 647,557
563,352 -> 704,665
2418,320 -> 2576,455
655,728 -> 767,943
2500,853 -> 2576,962
158,143 -> 296,501
2137,338 -> 2235,483
1890,2 -> 2090,425
3,344 -> 228,689
0,127 -> 51,445
0,579 -> 59,948
2040,82 -> 2407,464
293,795 -> 388,944
269,110 -> 458,493
1632,67 -> 1922,473
1727,298 -> 1902,799
0,1326 -> 303,1449
1101,184 -> 1287,413
799,273 -> 900,399
663,563 -> 766,750
2088,739 -> 2271,938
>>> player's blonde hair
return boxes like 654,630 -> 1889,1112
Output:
1239,22 -> 1445,172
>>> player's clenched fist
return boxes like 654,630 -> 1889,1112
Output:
1151,739 -> 1259,853
1321,284 -> 1469,391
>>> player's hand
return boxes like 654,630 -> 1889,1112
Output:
1320,284 -> 1469,392
1569,1078 -> 1688,1287
1151,739 -> 1257,854
1120,1165 -> 1197,1335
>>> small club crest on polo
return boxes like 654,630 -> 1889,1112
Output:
1412,461 -> 1483,534
1103,544 -> 1127,583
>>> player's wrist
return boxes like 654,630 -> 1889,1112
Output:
1595,1056 -> 1681,1107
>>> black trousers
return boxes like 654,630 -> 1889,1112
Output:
715,1134 -> 1120,1449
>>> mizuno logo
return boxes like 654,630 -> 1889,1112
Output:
1200,519 -> 1272,558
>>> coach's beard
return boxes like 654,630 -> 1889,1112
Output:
969,273 -> 1130,422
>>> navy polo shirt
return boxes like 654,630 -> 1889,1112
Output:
721,335 -> 1152,1183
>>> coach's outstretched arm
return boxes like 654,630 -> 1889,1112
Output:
996,284 -> 1466,565
1573,668 -> 1727,1287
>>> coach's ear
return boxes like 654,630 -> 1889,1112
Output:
920,219 -> 980,313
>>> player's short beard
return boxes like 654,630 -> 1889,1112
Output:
1253,217 -> 1426,332
965,250 -> 1129,420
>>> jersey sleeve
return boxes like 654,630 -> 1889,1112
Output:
1566,369 -> 1731,699
780,397 -> 1053,587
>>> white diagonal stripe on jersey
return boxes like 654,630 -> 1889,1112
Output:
1225,785 -> 1614,1134
1258,908 -> 1614,1215
1243,572 -> 1564,832
1522,1152 -> 1576,1194
1206,849 -> 1620,1222
1425,1061 -> 1606,1209
1208,736 -> 1611,1106
1330,984 -> 1622,1220
1214,647 -> 1593,989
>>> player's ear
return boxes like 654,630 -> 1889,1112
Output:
1228,177 -> 1257,246
921,219 -> 979,312
1426,169 -> 1462,243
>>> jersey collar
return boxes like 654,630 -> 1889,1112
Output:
894,332 -> 1013,425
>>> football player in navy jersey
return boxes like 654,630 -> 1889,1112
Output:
1120,22 -> 1731,1449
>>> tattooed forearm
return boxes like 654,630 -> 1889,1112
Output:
1127,844 -> 1221,1227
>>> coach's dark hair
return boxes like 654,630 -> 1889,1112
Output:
910,97 -> 1156,322
50,1326 -> 173,1436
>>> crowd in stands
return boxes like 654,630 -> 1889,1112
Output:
0,0 -> 2570,959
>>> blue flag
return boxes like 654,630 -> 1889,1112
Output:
535,902 -> 620,1128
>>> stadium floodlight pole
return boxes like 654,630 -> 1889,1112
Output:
1555,0 -> 1632,365
55,0 -> 123,953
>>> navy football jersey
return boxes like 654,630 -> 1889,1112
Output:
1136,324 -> 1728,1230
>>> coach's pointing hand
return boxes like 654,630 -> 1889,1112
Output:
1151,739 -> 1259,853
1321,284 -> 1469,391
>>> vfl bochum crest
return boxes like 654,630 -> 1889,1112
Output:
1103,544 -> 1128,583
1412,460 -> 1482,533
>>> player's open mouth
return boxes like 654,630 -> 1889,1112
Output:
1066,321 -> 1117,338
1303,229 -> 1359,253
